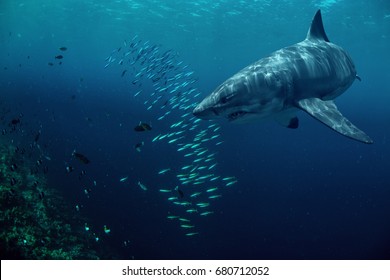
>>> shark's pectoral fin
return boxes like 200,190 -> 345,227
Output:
297,98 -> 373,144
274,111 -> 299,129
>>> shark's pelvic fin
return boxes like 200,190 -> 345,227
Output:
307,10 -> 330,42
274,111 -> 299,129
297,98 -> 373,144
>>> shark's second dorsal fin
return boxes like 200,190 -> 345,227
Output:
306,10 -> 330,42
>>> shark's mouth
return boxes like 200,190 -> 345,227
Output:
228,111 -> 247,121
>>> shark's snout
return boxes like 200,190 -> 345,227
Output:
192,103 -> 201,115
193,103 -> 217,119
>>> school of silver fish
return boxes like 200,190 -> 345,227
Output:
105,35 -> 238,236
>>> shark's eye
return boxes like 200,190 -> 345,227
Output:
221,95 -> 232,104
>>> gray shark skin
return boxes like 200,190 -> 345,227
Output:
193,10 -> 373,144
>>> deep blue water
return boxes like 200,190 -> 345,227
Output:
1,0 -> 390,259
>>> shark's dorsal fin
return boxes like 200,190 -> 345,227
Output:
306,10 -> 330,42
297,98 -> 373,144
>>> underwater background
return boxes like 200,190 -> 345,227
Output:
1,0 -> 389,259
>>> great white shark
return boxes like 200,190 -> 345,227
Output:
193,10 -> 373,144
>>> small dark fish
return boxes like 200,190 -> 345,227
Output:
59,47 -> 67,51
32,181 -> 39,187
134,141 -> 144,152
121,70 -> 127,77
55,55 -> 63,59
2,129 -> 6,135
78,170 -> 86,180
66,166 -> 74,173
134,122 -> 152,132
36,159 -> 42,166
84,188 -> 92,194
34,130 -> 41,142
10,164 -> 17,171
48,62 -> 54,66
73,151 -> 90,164
10,178 -> 16,186
177,189 -> 184,198
8,189 -> 16,196
10,118 -> 20,125
39,191 -> 45,199
175,186 -> 184,198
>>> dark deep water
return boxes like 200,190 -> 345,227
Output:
1,0 -> 389,259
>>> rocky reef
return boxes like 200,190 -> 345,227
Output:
0,142 -> 99,259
